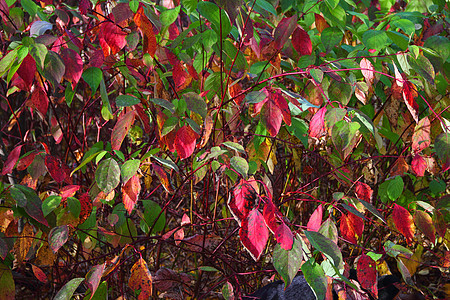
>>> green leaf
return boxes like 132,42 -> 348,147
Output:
325,0 -> 339,9
12,184 -> 49,227
95,158 -> 120,194
161,116 -> 178,136
435,132 -> 450,169
387,176 -> 404,201
386,31 -> 409,51
230,156 -> 248,177
9,185 -> 27,207
362,30 -> 391,51
324,108 -> 346,129
160,6 -> 181,27
116,95 -> 140,107
29,43 -> 47,70
82,67 -> 103,93
301,259 -> 327,300
0,47 -> 18,76
358,199 -> 386,223
121,159 -> 140,183
304,231 -> 343,269
273,235 -> 303,287
183,92 -> 207,119
181,0 -> 197,14
42,51 -> 65,89
140,199 -> 166,234
42,195 -> 62,217
391,18 -> 415,36
222,141 -> 245,154
407,54 -> 435,85
321,27 -> 343,53
198,266 -> 219,272
54,278 -> 85,300
67,197 -> 81,218
149,98 -> 175,113
287,118 -> 309,148
255,0 -> 277,15
21,0 -> 38,17
151,156 -> 179,172
245,90 -> 268,104
197,1 -> 232,37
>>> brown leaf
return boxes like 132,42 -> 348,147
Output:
129,257 -> 152,300
13,222 -> 34,265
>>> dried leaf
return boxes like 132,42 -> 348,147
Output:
414,210 -> 435,244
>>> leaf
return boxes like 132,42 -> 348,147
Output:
435,132 -> 450,171
45,155 -> 67,183
13,222 -> 34,264
263,199 -> 280,234
31,264 -> 48,283
275,222 -> 294,250
152,163 -> 174,193
315,13 -> 329,33
411,154 -> 426,177
95,158 -> 121,194
49,225 -> 69,253
0,238 -> 8,260
262,98 -> 283,137
274,16 -> 298,50
321,27 -> 343,53
273,235 -> 303,287
42,51 -> 65,89
222,141 -> 245,154
174,125 -> 197,159
408,54 -> 435,85
331,121 -> 360,160
86,263 -> 106,300
82,67 -> 103,93
54,278 -> 84,300
301,259 -> 327,300
359,199 -> 386,224
111,110 -> 136,150
141,199 -> 166,234
307,204 -> 323,232
116,95 -> 140,107
128,257 -> 152,300
387,176 -> 404,201
357,254 -> 378,298
121,159 -> 140,183
16,54 -> 36,90
0,48 -> 18,76
414,210 -> 435,244
30,86 -> 49,116
319,218 -> 339,244
60,48 -> 83,85
230,156 -> 248,178
183,92 -> 207,119
160,6 -> 180,26
272,90 -> 291,126
304,230 -> 343,269
392,204 -> 415,244
340,211 -> 363,244
228,179 -> 257,225
360,58 -> 375,84
134,6 -> 157,57
411,117 -> 431,153
355,182 -> 373,203
1,145 -> 22,175
362,30 -> 390,51
0,262 -> 15,300
12,185 -> 49,226
309,106 -> 326,139
402,80 -> 419,123
99,21 -> 127,55
30,20 -> 52,37
122,175 -> 141,214
197,1 -> 232,37
292,27 -> 312,56
239,208 -> 269,261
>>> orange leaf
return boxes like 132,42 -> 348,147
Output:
122,175 -> 141,214
393,204 -> 415,244
31,264 -> 48,283
129,257 -> 152,300
402,80 -> 419,123
314,13 -> 329,34
111,110 -> 136,151
134,6 -> 157,57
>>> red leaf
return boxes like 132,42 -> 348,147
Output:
45,155 -> 67,183
411,117 -> 431,153
31,264 -> 48,283
273,16 -> 298,50
402,80 -> 419,123
79,192 -> 93,222
307,204 -> 323,232
355,182 -> 373,203
173,63 -> 188,91
411,154 -> 426,177
262,99 -> 283,137
111,110 -> 136,151
272,90 -> 291,126
314,13 -> 329,34
292,27 -> 312,56
229,179 -> 257,225
309,106 -> 326,139
134,6 -> 157,57
152,163 -> 174,193
229,82 -> 245,106
60,185 -> 80,202
168,23 -> 179,40
275,222 -> 294,250
1,145 -> 22,175
174,125 -> 197,159
392,204 -> 415,244
60,48 -> 83,85
122,175 -> 141,214
86,263 -> 106,300
31,86 -> 49,116
79,0 -> 90,15
414,210 -> 435,244
16,54 -> 36,90
0,0 -> 9,24
16,151 -> 37,171
99,20 -> 127,55
357,254 -> 378,298
340,207 -> 364,244
129,257 -> 152,300
239,209 -> 269,261
263,199 -> 280,234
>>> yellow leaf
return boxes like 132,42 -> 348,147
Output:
13,222 -> 34,265
400,244 -> 423,276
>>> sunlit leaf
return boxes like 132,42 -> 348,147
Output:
304,231 -> 343,269
129,257 -> 152,300
411,117 -> 431,153
411,154 -> 426,177
435,132 -> 450,171
392,204 -> 415,244
273,16 -> 297,50
229,179 -> 257,225
239,209 -> 269,261
275,222 -> 294,250
307,204 -> 323,232
49,225 -> 69,253
174,125 -> 197,159
273,234 -> 302,287
122,175 -> 141,214
95,158 -> 120,194
111,111 -> 136,151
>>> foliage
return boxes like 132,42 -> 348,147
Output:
0,0 -> 449,299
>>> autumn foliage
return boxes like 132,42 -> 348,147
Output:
0,0 -> 449,299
